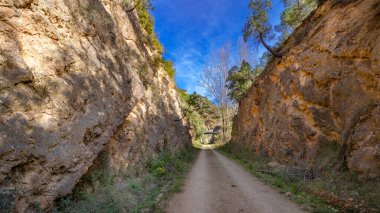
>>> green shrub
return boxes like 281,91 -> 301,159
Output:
177,88 -> 190,103
189,112 -> 206,140
153,167 -> 166,177
128,180 -> 142,192
151,55 -> 162,69
162,59 -> 176,78
136,0 -> 163,53
150,57 -> 176,79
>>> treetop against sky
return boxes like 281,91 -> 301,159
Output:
152,0 -> 285,96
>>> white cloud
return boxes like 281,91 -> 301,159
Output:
173,48 -> 207,96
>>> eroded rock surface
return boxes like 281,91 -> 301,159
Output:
0,0 -> 190,211
232,0 -> 380,180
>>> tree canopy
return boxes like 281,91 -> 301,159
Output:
277,0 -> 318,41
243,0 -> 282,58
188,93 -> 213,116
226,61 -> 254,103
244,0 -> 317,58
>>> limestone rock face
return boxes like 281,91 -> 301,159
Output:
232,0 -> 380,180
0,0 -> 190,211
101,73 -> 192,180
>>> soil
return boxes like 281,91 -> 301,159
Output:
165,149 -> 304,213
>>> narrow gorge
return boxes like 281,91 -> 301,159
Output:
1,0 -> 379,212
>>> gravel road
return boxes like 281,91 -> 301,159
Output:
165,149 -> 304,213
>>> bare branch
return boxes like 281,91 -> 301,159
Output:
125,0 -> 142,12
199,43 -> 233,139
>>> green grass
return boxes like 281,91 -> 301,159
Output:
132,146 -> 198,212
218,142 -> 380,213
128,180 -> 142,192
54,145 -> 198,213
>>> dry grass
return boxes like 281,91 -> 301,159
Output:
54,145 -> 198,213
218,142 -> 380,213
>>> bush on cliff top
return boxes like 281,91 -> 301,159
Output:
162,59 -> 176,79
131,0 -> 177,79
134,0 -> 163,53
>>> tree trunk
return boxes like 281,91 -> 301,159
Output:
225,106 -> 231,141
221,107 -> 226,139
220,105 -> 233,142
259,33 -> 282,58
297,0 -> 301,10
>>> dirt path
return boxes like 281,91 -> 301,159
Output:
165,149 -> 304,213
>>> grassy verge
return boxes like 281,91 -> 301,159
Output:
218,143 -> 380,213
54,145 -> 198,213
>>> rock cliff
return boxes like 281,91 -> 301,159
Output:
0,0 -> 190,211
232,0 -> 379,180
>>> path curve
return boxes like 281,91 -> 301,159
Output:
165,149 -> 304,213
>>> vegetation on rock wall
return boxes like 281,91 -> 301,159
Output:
129,0 -> 176,79
162,59 -> 176,79
132,0 -> 163,53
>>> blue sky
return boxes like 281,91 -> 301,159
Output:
152,0 -> 284,96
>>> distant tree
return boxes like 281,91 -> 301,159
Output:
189,112 -> 207,140
252,65 -> 264,78
200,44 -> 231,108
200,44 -> 233,139
226,61 -> 254,104
282,0 -> 317,29
188,93 -> 212,115
234,37 -> 257,67
243,0 -> 282,58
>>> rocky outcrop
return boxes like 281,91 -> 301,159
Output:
100,75 -> 191,181
232,0 -> 380,180
0,0 -> 190,211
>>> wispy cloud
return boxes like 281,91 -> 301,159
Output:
172,47 -> 207,95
